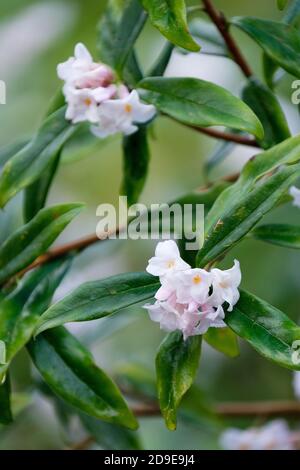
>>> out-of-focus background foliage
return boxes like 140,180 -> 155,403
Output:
0,0 -> 299,450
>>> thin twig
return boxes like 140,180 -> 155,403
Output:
188,125 -> 259,147
202,0 -> 253,78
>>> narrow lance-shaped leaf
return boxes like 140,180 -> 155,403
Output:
232,17 -> 300,79
140,0 -> 200,52
139,77 -> 264,139
36,272 -> 159,335
226,290 -> 300,370
251,224 -> 300,249
197,163 -> 300,267
156,331 -> 202,430
204,327 -> 240,358
148,42 -> 174,77
0,203 -> 83,284
98,0 -> 143,86
121,126 -> 150,206
28,327 -> 138,429
242,77 -> 290,149
0,374 -> 12,425
0,107 -> 76,208
0,259 -> 71,383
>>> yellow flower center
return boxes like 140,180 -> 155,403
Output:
84,98 -> 92,106
125,103 -> 132,113
219,281 -> 228,288
167,260 -> 175,269
193,275 -> 202,285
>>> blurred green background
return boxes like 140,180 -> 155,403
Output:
0,0 -> 299,450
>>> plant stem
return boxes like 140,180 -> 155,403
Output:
202,0 -> 253,78
187,124 -> 259,147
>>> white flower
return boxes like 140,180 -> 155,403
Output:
91,90 -> 156,138
210,260 -> 241,311
57,43 -> 114,89
293,372 -> 300,399
179,305 -> 225,340
220,420 -> 295,450
144,296 -> 184,333
146,240 -> 190,278
289,186 -> 300,208
175,268 -> 212,306
64,86 -> 116,124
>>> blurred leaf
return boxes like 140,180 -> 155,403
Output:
148,42 -> 174,76
0,375 -> 12,425
139,77 -> 264,139
140,0 -> 199,52
121,126 -> 150,205
204,135 -> 300,236
204,327 -> 240,358
174,181 -> 232,216
277,0 -> 289,10
0,259 -> 71,383
0,341 -> 5,365
262,53 -> 279,90
205,140 -> 235,174
23,150 -> 62,222
197,163 -> 300,267
189,18 -> 227,56
226,290 -> 300,370
0,141 -> 28,168
284,0 -> 300,24
0,203 -> 83,284
242,77 -> 290,149
156,331 -> 201,430
232,17 -> 300,78
80,414 -> 142,450
36,273 -> 159,335
0,107 -> 76,208
251,224 -> 300,249
98,0 -> 143,85
28,327 -> 138,429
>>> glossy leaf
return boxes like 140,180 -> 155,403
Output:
0,203 -> 83,284
36,272 -> 159,335
251,224 -> 300,249
204,135 -> 300,235
204,327 -> 239,358
226,290 -> 300,370
121,126 -> 150,205
0,259 -> 71,383
139,77 -> 264,139
140,0 -> 200,52
156,331 -> 201,430
0,375 -> 12,425
197,163 -> 300,267
0,107 -> 76,208
98,0 -> 143,85
242,77 -> 290,149
232,17 -> 300,79
28,327 -> 138,429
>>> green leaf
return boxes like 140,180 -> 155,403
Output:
139,77 -> 264,139
0,341 -> 5,365
156,331 -> 201,430
0,375 -> 12,425
148,42 -> 174,77
28,327 -> 138,429
0,203 -> 83,284
226,290 -> 300,370
204,135 -> 300,236
197,163 -> 300,267
36,272 -> 159,335
204,327 -> 239,358
23,150 -> 61,222
140,0 -> 200,52
0,107 -> 76,208
189,18 -> 226,56
80,414 -> 142,450
0,141 -> 27,168
232,17 -> 300,79
277,0 -> 289,10
262,53 -> 279,90
242,77 -> 290,149
205,140 -> 235,174
98,0 -> 143,85
251,224 -> 300,249
0,259 -> 71,383
284,0 -> 300,25
121,126 -> 150,205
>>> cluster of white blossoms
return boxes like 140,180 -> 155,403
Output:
220,420 -> 295,450
290,186 -> 300,208
144,240 -> 241,339
57,43 -> 156,138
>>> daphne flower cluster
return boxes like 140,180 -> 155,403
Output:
144,240 -> 241,340
57,43 -> 156,138
220,420 -> 295,450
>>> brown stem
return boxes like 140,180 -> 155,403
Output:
202,0 -> 253,78
189,125 -> 259,147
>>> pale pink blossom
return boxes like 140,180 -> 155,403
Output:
146,240 -> 190,278
210,260 -> 241,311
